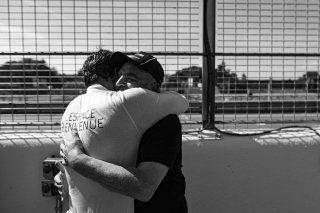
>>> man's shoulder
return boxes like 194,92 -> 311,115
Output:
150,114 -> 181,130
64,95 -> 82,109
161,114 -> 180,123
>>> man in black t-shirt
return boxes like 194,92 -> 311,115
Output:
55,51 -> 188,213
135,114 -> 187,213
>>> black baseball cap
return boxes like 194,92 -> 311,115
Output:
110,51 -> 165,85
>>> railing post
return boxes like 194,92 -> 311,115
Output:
202,0 -> 216,129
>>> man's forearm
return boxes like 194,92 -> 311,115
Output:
70,154 -> 149,201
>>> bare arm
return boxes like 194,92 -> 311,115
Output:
123,88 -> 188,115
61,132 -> 168,202
122,88 -> 188,132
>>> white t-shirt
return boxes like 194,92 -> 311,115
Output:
61,84 -> 188,213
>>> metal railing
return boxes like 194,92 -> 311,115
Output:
204,0 -> 320,131
0,0 -> 203,131
1,0 -> 319,132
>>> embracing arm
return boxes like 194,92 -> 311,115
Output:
61,132 -> 168,202
123,88 -> 189,114
73,156 -> 167,201
155,90 -> 189,114
122,88 -> 188,131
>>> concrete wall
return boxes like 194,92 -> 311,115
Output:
183,130 -> 320,213
0,131 -> 61,213
0,129 -> 320,213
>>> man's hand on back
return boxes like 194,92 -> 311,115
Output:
60,132 -> 86,167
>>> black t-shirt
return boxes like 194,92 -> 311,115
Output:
134,114 -> 188,213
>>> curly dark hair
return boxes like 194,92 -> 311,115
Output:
81,49 -> 119,87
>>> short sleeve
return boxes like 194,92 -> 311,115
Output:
137,114 -> 182,169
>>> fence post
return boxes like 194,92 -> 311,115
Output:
202,0 -> 216,129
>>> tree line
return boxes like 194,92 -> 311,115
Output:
0,58 -> 85,95
0,58 -> 319,96
165,61 -> 320,94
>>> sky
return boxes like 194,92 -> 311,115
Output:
0,0 -> 319,80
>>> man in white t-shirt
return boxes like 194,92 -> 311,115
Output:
60,49 -> 188,213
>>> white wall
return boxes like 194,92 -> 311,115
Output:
183,130 -> 320,213
0,131 -> 61,213
0,129 -> 319,213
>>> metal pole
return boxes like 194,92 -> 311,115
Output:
202,0 -> 209,126
202,0 -> 216,129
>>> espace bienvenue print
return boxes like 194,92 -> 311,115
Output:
61,109 -> 104,132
